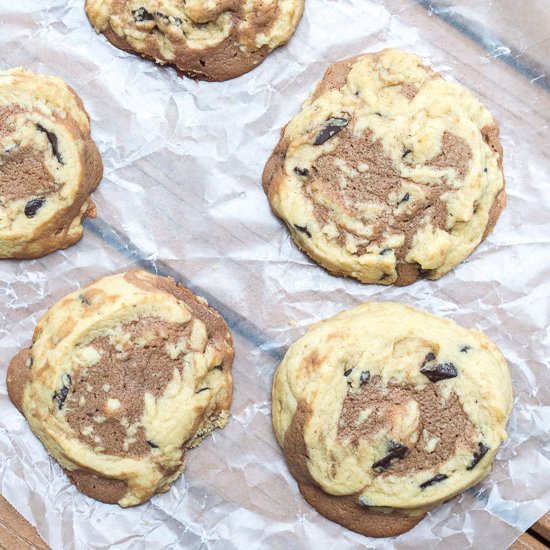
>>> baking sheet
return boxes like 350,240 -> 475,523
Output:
1,0 -> 549,548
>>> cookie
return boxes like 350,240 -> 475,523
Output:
272,302 -> 512,537
7,269 -> 233,507
263,49 -> 506,285
0,68 -> 103,259
85,0 -> 304,81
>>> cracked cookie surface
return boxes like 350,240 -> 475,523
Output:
272,302 -> 512,537
0,68 -> 103,259
86,0 -> 304,81
263,49 -> 506,285
7,269 -> 234,507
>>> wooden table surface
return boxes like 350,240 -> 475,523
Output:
2,495 -> 549,549
1,0 -> 549,548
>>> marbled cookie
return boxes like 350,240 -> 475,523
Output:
85,0 -> 304,81
8,269 -> 233,507
263,49 -> 505,285
272,302 -> 512,537
0,68 -> 102,259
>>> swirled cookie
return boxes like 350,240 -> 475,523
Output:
7,269 -> 233,507
0,68 -> 103,259
263,49 -> 505,285
85,0 -> 304,81
272,302 -> 512,537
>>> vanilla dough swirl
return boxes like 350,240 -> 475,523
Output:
0,68 -> 102,259
8,270 -> 234,507
263,49 -> 506,285
272,302 -> 512,537
86,0 -> 304,81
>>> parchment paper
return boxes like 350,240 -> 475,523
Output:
0,0 -> 549,548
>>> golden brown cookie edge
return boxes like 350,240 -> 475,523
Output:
282,400 -> 425,538
262,52 -> 506,287
6,270 -> 234,506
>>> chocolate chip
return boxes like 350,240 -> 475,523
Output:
374,112 -> 382,117
214,364 -> 224,371
420,473 -> 448,489
53,387 -> 69,409
36,123 -> 63,164
360,371 -> 370,385
79,294 -> 91,306
53,374 -> 71,410
294,167 -> 309,177
24,197 -> 46,218
313,117 -> 349,146
344,368 -> 353,377
418,267 -> 433,279
389,440 -> 406,451
147,440 -> 159,448
294,224 -> 312,238
373,441 -> 409,472
154,11 -> 171,24
196,387 -> 210,393
379,273 -> 389,281
398,192 -> 410,205
460,345 -> 471,353
380,248 -> 391,255
423,352 -> 436,365
402,149 -> 412,158
358,496 -> 368,507
467,442 -> 490,470
155,11 -> 168,22
420,362 -> 458,383
132,7 -> 154,22
484,168 -> 488,173
153,12 -> 182,25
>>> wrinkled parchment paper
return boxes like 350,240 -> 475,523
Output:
1,1 -> 549,548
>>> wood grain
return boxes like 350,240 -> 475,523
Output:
0,0 -> 549,548
2,496 -> 548,549
0,496 -> 48,550
510,530 -> 550,550
421,0 -> 550,77
532,512 -> 550,544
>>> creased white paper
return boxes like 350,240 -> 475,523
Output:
0,1 -> 549,549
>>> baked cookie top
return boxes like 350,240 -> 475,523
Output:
263,49 -> 506,285
7,269 -> 233,507
0,68 -> 102,259
85,0 -> 304,81
272,302 -> 512,537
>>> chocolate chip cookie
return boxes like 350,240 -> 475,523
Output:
263,49 -> 506,285
7,269 -> 234,507
272,302 -> 512,537
0,68 -> 103,259
85,0 -> 304,81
